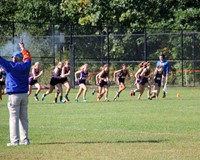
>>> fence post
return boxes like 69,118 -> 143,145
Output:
12,20 -> 15,52
144,28 -> 147,61
69,24 -> 75,88
100,27 -> 104,65
192,33 -> 195,87
51,24 -> 56,66
106,26 -> 110,65
181,29 -> 184,87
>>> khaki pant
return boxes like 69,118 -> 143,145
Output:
8,93 -> 29,144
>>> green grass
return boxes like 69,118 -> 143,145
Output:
0,87 -> 200,160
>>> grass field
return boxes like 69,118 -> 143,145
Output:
0,87 -> 200,160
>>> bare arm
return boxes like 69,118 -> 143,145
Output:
96,71 -> 102,84
32,68 -> 43,80
61,67 -> 71,77
113,69 -> 121,81
135,68 -> 142,78
140,68 -> 147,77
54,67 -> 61,79
75,70 -> 82,81
153,67 -> 158,76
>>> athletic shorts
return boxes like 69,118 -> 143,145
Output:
29,77 -> 38,86
60,77 -> 68,84
154,79 -> 161,87
118,78 -> 125,84
78,79 -> 86,85
99,80 -> 108,87
50,77 -> 60,86
0,81 -> 5,86
139,78 -> 148,85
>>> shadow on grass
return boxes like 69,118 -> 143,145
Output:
40,139 -> 167,145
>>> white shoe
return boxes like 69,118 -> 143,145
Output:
7,142 -> 19,147
19,140 -> 30,145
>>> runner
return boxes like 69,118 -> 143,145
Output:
113,64 -> 130,100
96,64 -> 109,101
60,60 -> 71,102
41,62 -> 64,103
74,64 -> 89,102
28,62 -> 44,101
130,61 -> 145,99
151,65 -> 164,98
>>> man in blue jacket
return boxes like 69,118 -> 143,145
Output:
0,51 -> 31,146
156,54 -> 170,98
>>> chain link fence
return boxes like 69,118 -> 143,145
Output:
0,22 -> 200,87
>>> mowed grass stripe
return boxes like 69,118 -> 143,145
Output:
0,87 -> 200,160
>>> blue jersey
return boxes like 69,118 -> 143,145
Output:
156,60 -> 169,77
0,57 -> 31,94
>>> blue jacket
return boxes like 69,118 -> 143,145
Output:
0,57 -> 31,94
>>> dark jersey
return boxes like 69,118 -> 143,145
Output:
154,70 -> 163,81
145,69 -> 151,76
100,70 -> 109,79
139,68 -> 150,85
64,66 -> 70,74
30,68 -> 39,77
79,70 -> 88,80
0,71 -> 6,80
118,69 -> 128,79
52,67 -> 62,77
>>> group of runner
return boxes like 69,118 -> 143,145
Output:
34,53 -> 169,102
0,52 -> 169,102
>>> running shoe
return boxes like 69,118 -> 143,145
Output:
92,89 -> 96,95
75,99 -> 78,103
53,100 -> 57,103
60,100 -> 66,103
65,96 -> 70,102
113,92 -> 119,100
41,94 -> 45,101
162,92 -> 166,98
148,97 -> 152,100
83,98 -> 87,102
34,95 -> 39,101
130,90 -> 134,96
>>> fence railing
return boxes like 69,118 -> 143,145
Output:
0,22 -> 200,87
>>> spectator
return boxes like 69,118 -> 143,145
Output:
156,54 -> 170,98
0,51 -> 31,146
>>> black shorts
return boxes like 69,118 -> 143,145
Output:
154,79 -> 161,87
118,78 -> 125,84
78,79 -> 86,85
29,77 -> 38,86
50,77 -> 60,86
0,81 -> 5,86
99,80 -> 108,87
139,78 -> 148,85
60,77 -> 68,84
